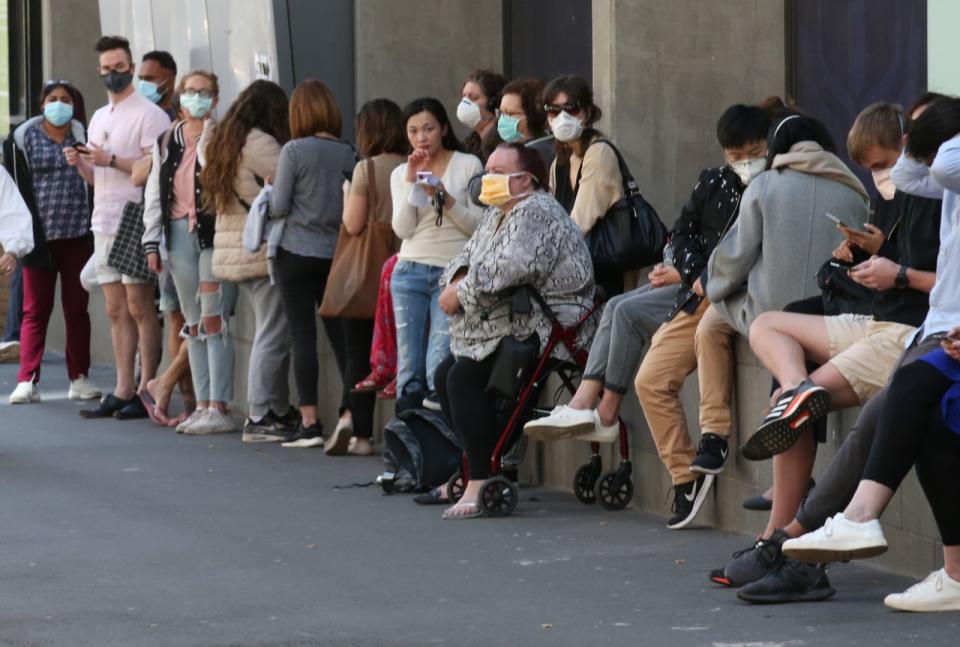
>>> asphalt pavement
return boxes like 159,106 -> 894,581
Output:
1,357 -> 958,646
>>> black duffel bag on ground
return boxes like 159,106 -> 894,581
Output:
579,139 -> 668,275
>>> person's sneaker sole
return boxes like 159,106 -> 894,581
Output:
709,568 -> 734,587
523,417 -> 597,442
324,425 -> 352,456
68,390 -> 101,401
781,542 -> 888,564
184,425 -> 238,436
281,436 -> 324,448
667,474 -> 715,530
741,389 -> 831,461
690,462 -> 726,476
736,583 -> 836,604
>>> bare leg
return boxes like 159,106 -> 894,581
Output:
596,390 -> 625,426
125,283 -> 162,393
749,312 -> 833,392
945,546 -> 960,582
102,282 -> 137,400
167,309 -> 195,407
568,378 -> 603,410
764,429 -> 817,538
443,479 -> 483,517
300,405 -> 319,427
841,480 -> 895,522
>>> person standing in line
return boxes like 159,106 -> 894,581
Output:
457,69 -> 506,163
137,51 -> 178,121
324,98 -> 407,456
0,167 -> 34,318
264,80 -> 356,449
4,80 -> 101,404
69,36 -> 170,421
200,79 -> 299,443
143,70 -> 237,435
390,98 -> 484,412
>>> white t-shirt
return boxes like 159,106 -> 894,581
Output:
87,91 -> 170,235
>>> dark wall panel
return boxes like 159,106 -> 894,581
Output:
274,0 -> 356,141
788,0 -> 926,191
505,0 -> 591,82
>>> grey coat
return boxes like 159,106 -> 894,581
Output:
706,167 -> 869,335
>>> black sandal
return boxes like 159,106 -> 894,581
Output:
413,486 -> 449,505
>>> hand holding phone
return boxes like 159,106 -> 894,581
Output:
416,171 -> 441,187
824,212 -> 852,229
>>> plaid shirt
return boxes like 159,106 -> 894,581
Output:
24,123 -> 90,241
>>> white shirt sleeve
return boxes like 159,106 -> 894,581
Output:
141,142 -> 163,251
930,135 -> 960,195
0,166 -> 34,259
890,151 -> 944,199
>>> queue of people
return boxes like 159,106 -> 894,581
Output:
2,33 -> 960,614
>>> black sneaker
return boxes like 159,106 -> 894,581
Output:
242,409 -> 295,443
281,422 -> 324,448
114,397 -> 148,420
736,559 -> 836,604
691,433 -> 729,475
711,529 -> 788,588
422,391 -> 441,412
741,380 -> 831,461
667,473 -> 715,530
79,393 -> 133,419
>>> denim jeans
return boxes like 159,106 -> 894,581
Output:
3,260 -> 23,342
167,219 -> 238,404
390,259 -> 450,398
582,283 -> 677,393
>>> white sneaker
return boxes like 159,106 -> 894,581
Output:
0,341 -> 20,363
885,569 -> 960,612
781,512 -> 888,563
184,409 -> 239,435
68,375 -> 102,400
523,405 -> 598,441
574,412 -> 620,444
324,417 -> 353,456
176,407 -> 208,434
9,381 -> 39,404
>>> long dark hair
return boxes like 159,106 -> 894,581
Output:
39,81 -> 87,126
765,114 -> 835,170
906,97 -> 960,162
201,80 -> 289,213
401,97 -> 463,152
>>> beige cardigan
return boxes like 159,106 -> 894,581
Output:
209,128 -> 282,282
549,140 -> 624,233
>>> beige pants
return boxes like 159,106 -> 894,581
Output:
635,299 -> 709,485
694,304 -> 737,437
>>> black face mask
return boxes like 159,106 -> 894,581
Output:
100,69 -> 133,94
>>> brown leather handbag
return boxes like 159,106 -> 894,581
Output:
320,158 -> 398,319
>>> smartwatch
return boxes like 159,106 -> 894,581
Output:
109,154 -> 117,169
894,264 -> 909,289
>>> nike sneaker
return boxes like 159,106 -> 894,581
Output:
667,473 -> 715,529
691,433 -> 729,474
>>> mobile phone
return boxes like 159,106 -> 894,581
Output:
73,143 -> 89,152
416,171 -> 440,187
823,212 -> 850,228
342,170 -> 353,183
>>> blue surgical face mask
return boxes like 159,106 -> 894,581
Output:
43,100 -> 74,127
137,79 -> 163,104
180,93 -> 213,119
497,113 -> 525,143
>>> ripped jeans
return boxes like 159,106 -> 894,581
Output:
167,218 -> 238,404
390,259 -> 450,399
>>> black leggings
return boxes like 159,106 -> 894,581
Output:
327,318 -> 376,439
862,359 -> 960,545
276,248 -> 339,408
771,296 -> 828,442
435,353 -> 499,480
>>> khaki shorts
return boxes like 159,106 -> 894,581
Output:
93,232 -> 151,285
825,314 -> 917,402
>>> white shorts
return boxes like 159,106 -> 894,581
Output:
93,232 -> 150,285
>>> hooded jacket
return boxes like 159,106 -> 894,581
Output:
2,116 -> 90,269
706,141 -> 870,335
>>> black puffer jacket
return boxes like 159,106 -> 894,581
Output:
667,165 -> 744,318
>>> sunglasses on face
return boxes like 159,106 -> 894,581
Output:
44,79 -> 72,90
544,102 -> 583,116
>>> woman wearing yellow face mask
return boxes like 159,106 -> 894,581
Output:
432,142 -> 595,518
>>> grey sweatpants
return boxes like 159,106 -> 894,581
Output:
241,276 -> 292,419
795,333 -> 944,530
582,284 -> 678,394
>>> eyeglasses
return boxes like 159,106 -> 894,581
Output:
543,101 -> 583,116
182,89 -> 214,100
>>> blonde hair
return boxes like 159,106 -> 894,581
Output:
177,69 -> 219,97
847,102 -> 904,165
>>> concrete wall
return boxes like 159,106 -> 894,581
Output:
41,0 -> 102,121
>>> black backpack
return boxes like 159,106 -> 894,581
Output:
381,409 -> 462,494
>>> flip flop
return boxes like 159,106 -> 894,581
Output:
441,501 -> 485,520
139,391 -> 170,426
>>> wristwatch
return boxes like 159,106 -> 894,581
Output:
894,264 -> 909,289
109,154 -> 117,168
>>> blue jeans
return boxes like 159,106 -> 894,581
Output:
390,259 -> 450,398
167,219 -> 238,404
3,261 -> 23,342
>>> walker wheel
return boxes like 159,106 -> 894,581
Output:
447,471 -> 465,503
479,475 -> 519,517
595,470 -> 633,511
573,463 -> 600,505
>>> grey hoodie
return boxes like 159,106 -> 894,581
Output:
706,142 -> 869,335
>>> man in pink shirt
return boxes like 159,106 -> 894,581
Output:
66,35 -> 169,420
